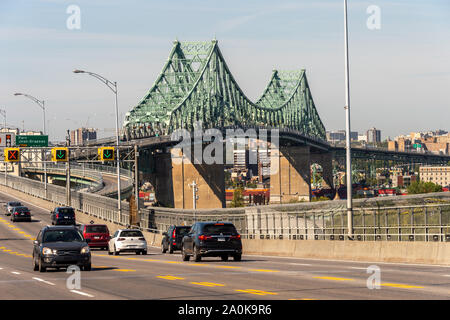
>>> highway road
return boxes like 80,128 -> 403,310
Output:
0,190 -> 449,300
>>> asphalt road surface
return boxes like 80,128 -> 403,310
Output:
0,190 -> 449,300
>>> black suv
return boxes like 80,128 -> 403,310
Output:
181,222 -> 242,262
51,207 -> 76,225
10,206 -> 31,222
32,225 -> 91,272
161,225 -> 191,253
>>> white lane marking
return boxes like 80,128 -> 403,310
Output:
11,271 -> 21,275
349,267 -> 368,270
444,275 -> 450,277
288,263 -> 312,266
32,277 -> 55,286
70,290 -> 94,298
0,267 -> 3,270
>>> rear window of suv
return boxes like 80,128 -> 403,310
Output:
202,224 -> 237,235
14,207 -> 29,213
9,202 -> 21,207
176,227 -> 191,236
120,230 -> 143,237
85,225 -> 108,233
57,208 -> 74,215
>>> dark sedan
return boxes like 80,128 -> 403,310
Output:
32,226 -> 91,272
10,206 -> 31,222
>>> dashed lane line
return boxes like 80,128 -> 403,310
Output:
157,275 -> 185,280
235,289 -> 278,296
32,277 -> 55,286
70,290 -> 94,298
380,283 -> 425,289
190,282 -> 225,287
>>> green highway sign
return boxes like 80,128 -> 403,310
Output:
16,135 -> 48,147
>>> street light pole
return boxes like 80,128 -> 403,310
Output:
344,0 -> 353,239
73,70 -> 122,217
14,93 -> 47,198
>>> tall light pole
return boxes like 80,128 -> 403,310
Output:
344,0 -> 353,239
73,69 -> 122,216
14,93 -> 48,197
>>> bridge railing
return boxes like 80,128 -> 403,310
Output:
138,203 -> 450,242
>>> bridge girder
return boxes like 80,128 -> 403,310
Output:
123,40 -> 327,141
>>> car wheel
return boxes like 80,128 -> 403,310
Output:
38,259 -> 46,272
221,255 -> 228,261
33,255 -> 38,271
193,246 -> 201,262
83,264 -> 91,271
142,250 -> 147,255
168,244 -> 174,254
135,250 -> 140,255
114,245 -> 119,255
181,246 -> 190,261
161,243 -> 167,253
233,254 -> 242,261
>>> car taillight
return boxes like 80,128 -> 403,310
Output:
138,237 -> 145,241
14,212 -> 19,215
231,234 -> 241,240
117,238 -> 125,241
56,213 -> 59,219
172,229 -> 176,239
198,235 -> 212,241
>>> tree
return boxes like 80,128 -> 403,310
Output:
230,187 -> 245,207
407,181 -> 442,194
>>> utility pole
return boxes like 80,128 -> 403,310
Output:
344,0 -> 353,239
66,130 -> 71,206
189,180 -> 198,221
0,109 -> 6,186
134,145 -> 139,213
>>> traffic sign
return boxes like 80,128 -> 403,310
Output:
98,147 -> 115,161
16,135 -> 48,147
51,147 -> 69,162
4,148 -> 20,162
0,133 -> 15,147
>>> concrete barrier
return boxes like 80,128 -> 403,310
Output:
0,184 -> 162,250
242,239 -> 450,265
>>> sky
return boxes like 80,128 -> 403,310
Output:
1,0 -> 449,141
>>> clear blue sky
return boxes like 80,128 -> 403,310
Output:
1,0 -> 449,140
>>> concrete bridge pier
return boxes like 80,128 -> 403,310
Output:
270,146 -> 311,204
152,147 -> 225,209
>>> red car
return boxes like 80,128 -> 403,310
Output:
78,224 -> 110,250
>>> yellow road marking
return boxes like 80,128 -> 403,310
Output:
157,275 -> 185,280
113,269 -> 136,272
164,261 -> 183,264
0,247 -> 5,249
144,259 -> 161,262
8,225 -> 15,228
381,283 -> 424,289
18,231 -> 26,234
190,282 -> 225,287
13,228 -> 20,231
214,265 -> 241,269
8,251 -> 18,254
235,289 -> 277,296
313,276 -> 355,281
3,249 -> 11,252
250,269 -> 279,273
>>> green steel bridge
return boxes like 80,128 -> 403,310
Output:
123,40 -> 326,143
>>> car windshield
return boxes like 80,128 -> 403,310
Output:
43,230 -> 84,243
86,225 -> 108,233
120,230 -> 143,237
9,202 -> 21,207
202,224 -> 237,235
176,227 -> 191,236
14,207 -> 29,212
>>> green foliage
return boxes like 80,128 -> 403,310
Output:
230,187 -> 245,207
407,181 -> 442,194
311,196 -> 330,202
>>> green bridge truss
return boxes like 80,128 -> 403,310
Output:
123,40 -> 326,141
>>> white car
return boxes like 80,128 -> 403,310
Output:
108,229 -> 147,255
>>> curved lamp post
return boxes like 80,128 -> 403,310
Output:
73,70 -> 122,216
